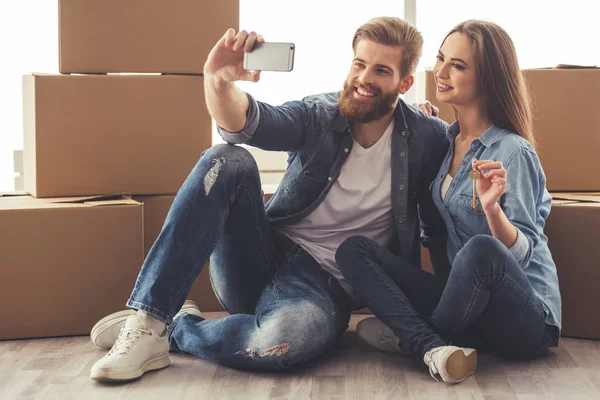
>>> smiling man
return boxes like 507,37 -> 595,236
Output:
89,17 -> 451,381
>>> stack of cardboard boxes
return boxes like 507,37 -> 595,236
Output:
0,0 -> 238,340
417,67 -> 600,340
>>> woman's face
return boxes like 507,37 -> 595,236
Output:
433,32 -> 480,108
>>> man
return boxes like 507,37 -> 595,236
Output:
89,17 -> 449,381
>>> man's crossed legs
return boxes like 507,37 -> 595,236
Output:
91,145 -> 352,380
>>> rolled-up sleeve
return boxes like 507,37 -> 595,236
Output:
502,147 -> 549,269
509,227 -> 530,264
217,93 -> 260,144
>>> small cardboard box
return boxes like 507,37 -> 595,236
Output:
0,195 -> 144,340
547,193 -> 600,339
59,0 -> 239,74
23,74 -> 212,198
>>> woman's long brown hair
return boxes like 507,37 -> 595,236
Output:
442,20 -> 536,148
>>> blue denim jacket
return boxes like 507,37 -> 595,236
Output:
218,92 -> 450,269
432,122 -> 561,329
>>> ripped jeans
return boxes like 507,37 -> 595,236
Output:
127,144 -> 352,370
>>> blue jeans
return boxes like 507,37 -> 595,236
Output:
127,144 -> 352,370
336,235 -> 559,359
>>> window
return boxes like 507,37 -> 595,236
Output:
0,1 -> 58,192
416,0 -> 599,71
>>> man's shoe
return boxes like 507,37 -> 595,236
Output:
356,317 -> 409,355
90,310 -> 136,349
174,300 -> 202,321
90,314 -> 170,381
91,300 -> 202,349
423,346 -> 477,383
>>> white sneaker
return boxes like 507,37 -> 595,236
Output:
174,300 -> 203,321
91,300 -> 202,349
356,317 -> 409,355
90,314 -> 170,381
90,310 -> 136,349
423,346 -> 477,383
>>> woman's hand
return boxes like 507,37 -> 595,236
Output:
472,159 -> 507,213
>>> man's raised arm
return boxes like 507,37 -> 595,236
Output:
204,29 -> 263,132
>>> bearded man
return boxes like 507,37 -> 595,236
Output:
89,16 -> 450,381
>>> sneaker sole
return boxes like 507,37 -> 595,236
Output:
90,354 -> 171,381
90,310 -> 136,349
446,349 -> 477,383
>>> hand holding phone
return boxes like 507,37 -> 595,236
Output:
204,29 -> 265,83
243,42 -> 295,72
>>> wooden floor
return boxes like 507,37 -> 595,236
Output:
1,313 -> 600,400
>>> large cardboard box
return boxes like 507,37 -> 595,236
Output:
546,193 -> 600,339
416,68 -> 600,191
59,0 -> 239,74
23,74 -> 212,198
134,195 -> 224,312
0,195 -> 144,340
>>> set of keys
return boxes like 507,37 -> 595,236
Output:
468,168 -> 481,208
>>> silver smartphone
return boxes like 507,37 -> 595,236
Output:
243,42 -> 295,72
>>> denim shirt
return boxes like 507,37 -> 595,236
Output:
218,92 -> 450,269
432,122 -> 561,329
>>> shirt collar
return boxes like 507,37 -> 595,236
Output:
447,121 -> 509,146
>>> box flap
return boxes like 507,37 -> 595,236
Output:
83,197 -> 140,206
0,191 -> 28,197
551,193 -> 600,203
552,199 -> 579,205
47,194 -> 133,204
555,64 -> 598,69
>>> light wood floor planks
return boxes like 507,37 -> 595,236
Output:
1,313 -> 599,400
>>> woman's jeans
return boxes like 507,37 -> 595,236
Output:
336,235 -> 559,359
126,144 -> 352,371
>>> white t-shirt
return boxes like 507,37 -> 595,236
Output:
440,173 -> 453,200
277,120 -> 395,297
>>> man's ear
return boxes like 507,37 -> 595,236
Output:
399,74 -> 415,94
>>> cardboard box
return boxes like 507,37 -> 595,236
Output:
0,195 -> 144,340
134,195 -> 224,312
546,193 -> 600,339
59,0 -> 239,74
23,74 -> 212,198
416,68 -> 600,191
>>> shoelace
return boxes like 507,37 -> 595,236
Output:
108,328 -> 151,356
424,348 -> 443,382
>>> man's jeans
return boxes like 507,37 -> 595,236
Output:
127,144 -> 352,370
336,235 -> 559,359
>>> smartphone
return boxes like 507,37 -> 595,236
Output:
243,42 -> 295,72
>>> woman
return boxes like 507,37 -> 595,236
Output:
335,20 -> 561,384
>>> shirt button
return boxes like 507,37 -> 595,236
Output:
400,152 -> 406,157
451,183 -> 456,188
399,185 -> 405,190
344,148 -> 349,153
328,177 -> 332,181
462,161 -> 467,166
401,130 -> 407,136
398,218 -> 404,224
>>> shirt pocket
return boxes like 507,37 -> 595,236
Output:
457,193 -> 486,216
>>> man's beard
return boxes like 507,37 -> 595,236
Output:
338,80 -> 400,123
